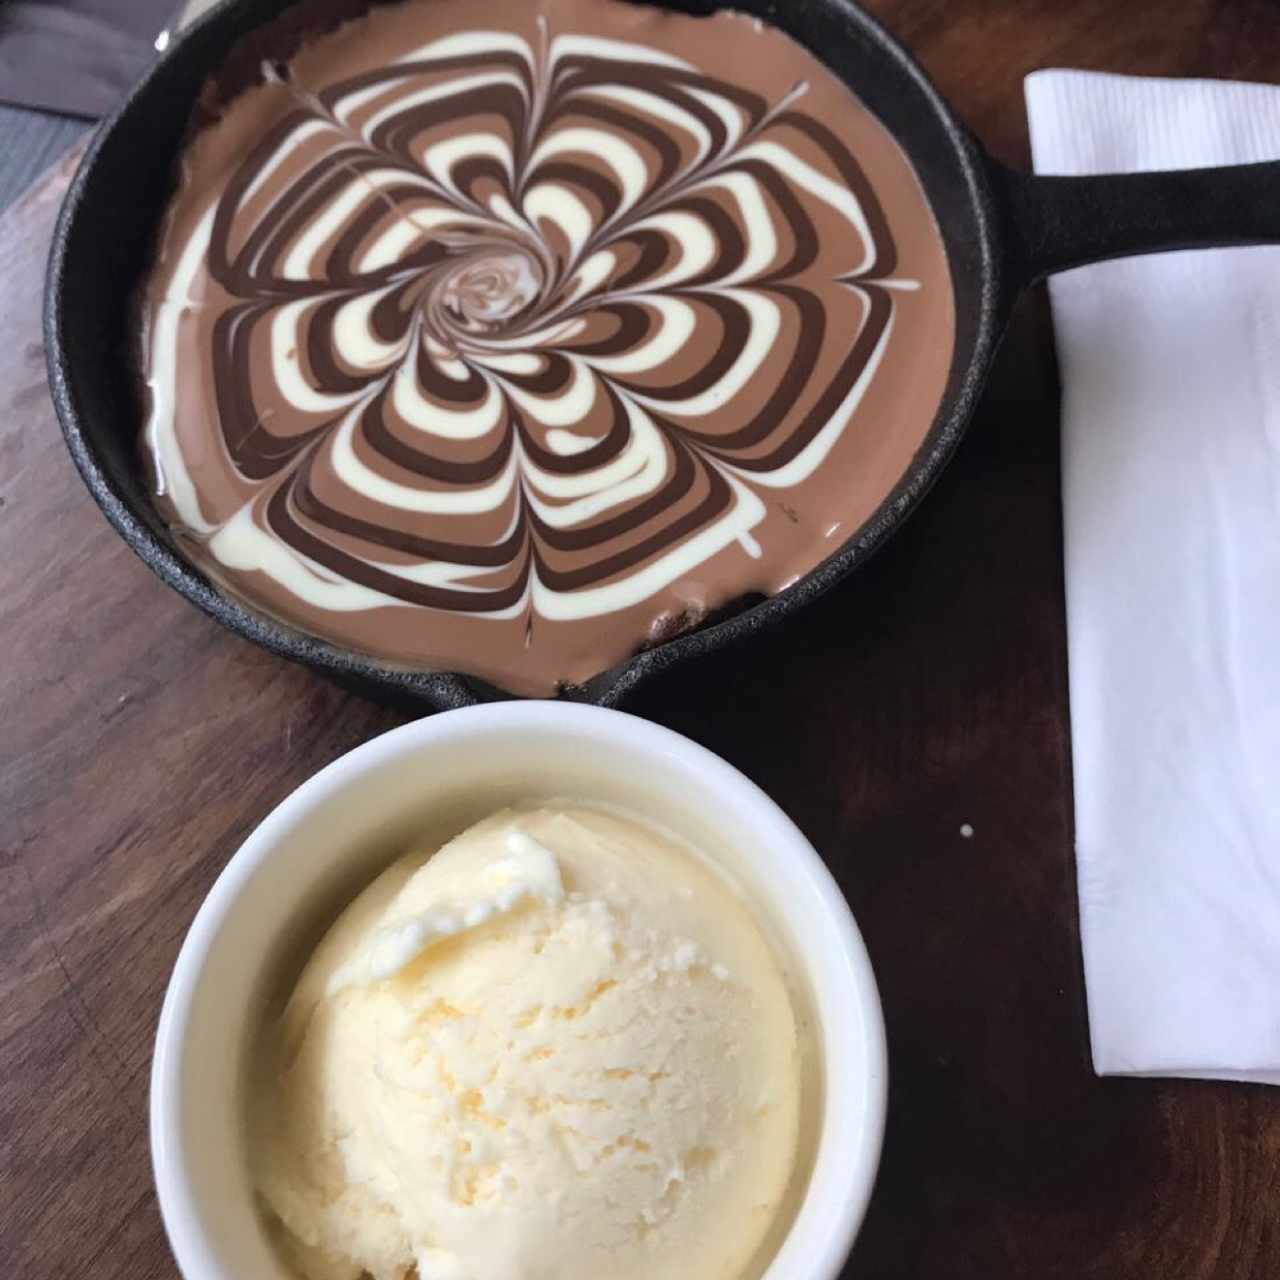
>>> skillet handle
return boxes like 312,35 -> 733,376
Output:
991,157 -> 1280,292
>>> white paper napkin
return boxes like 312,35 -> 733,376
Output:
1026,70 -> 1280,1083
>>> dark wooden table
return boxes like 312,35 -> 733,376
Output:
4,2 -> 1280,1277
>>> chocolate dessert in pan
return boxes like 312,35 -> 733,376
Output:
46,0 -> 1280,706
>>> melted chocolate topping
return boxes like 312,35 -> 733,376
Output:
141,0 -> 955,694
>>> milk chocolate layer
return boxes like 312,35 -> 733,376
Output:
141,0 -> 955,695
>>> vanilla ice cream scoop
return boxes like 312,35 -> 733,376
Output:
249,805 -> 803,1280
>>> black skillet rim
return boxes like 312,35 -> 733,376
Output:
44,0 -> 1005,710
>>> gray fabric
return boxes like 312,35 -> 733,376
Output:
0,1 -> 180,119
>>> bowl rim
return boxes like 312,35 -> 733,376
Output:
149,702 -> 888,1280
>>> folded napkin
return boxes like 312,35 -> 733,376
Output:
1026,71 -> 1280,1083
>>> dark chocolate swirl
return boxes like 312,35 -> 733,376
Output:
142,0 -> 954,693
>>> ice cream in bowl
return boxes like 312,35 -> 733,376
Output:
151,704 -> 886,1280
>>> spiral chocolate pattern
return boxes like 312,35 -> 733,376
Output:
143,0 -> 954,693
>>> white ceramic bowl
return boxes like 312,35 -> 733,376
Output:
151,703 -> 887,1280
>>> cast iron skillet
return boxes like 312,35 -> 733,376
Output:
44,0 -> 1280,709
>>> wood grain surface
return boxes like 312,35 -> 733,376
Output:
3,3 -> 1280,1277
